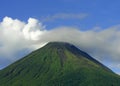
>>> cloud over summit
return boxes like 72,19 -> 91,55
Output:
0,17 -> 120,73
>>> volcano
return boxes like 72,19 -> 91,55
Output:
0,42 -> 120,86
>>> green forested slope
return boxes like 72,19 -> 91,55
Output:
0,42 -> 120,86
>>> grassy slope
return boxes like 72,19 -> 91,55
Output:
0,42 -> 120,86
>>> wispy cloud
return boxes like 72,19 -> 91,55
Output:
41,13 -> 88,22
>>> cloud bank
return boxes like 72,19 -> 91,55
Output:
0,17 -> 46,63
0,17 -> 120,74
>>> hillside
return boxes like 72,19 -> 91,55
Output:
0,42 -> 120,86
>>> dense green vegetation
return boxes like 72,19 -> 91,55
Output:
0,42 -> 120,86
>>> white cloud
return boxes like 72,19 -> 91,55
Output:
0,16 -> 46,61
0,17 -> 120,74
39,26 -> 120,62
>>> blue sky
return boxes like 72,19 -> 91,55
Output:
0,0 -> 120,74
1,0 -> 120,30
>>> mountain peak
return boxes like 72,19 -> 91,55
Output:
44,42 -> 113,72
45,42 -> 73,48
0,42 -> 120,86
47,42 -> 71,45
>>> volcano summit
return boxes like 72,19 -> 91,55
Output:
0,42 -> 120,86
